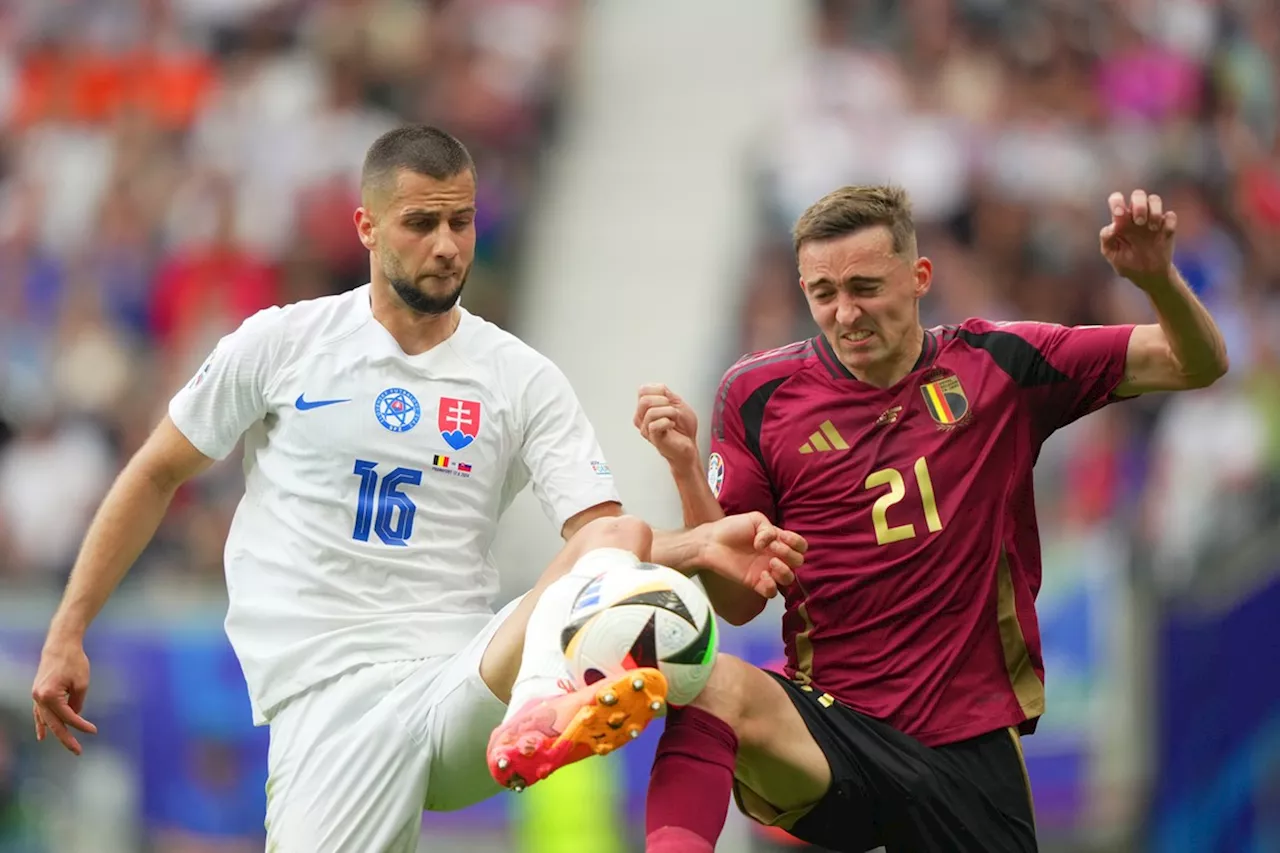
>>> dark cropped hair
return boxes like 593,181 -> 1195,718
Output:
361,125 -> 475,201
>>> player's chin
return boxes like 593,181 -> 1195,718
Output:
414,274 -> 465,305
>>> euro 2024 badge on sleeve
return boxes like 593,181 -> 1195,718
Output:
707,452 -> 725,498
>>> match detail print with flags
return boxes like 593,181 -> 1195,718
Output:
920,375 -> 969,425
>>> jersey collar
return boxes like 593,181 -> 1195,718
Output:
814,328 -> 939,382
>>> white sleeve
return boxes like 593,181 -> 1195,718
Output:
519,358 -> 621,530
168,308 -> 285,461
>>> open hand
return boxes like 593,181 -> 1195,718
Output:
696,511 -> 806,598
1100,189 -> 1177,289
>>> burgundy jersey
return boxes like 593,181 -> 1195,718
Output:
708,318 -> 1135,746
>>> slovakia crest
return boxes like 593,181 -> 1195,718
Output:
439,397 -> 482,450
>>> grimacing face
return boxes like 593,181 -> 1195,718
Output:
798,225 -> 932,383
357,168 -> 477,315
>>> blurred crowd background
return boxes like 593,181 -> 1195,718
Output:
0,0 -> 580,593
1,0 -> 1278,851
738,0 -> 1280,593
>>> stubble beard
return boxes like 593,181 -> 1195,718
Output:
384,254 -> 469,316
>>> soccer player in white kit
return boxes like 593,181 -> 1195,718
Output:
29,126 -> 805,852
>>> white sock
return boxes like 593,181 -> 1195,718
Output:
503,547 -> 640,721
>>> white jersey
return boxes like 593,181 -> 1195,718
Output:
168,285 -> 619,723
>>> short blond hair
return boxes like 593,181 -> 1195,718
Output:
792,185 -> 917,257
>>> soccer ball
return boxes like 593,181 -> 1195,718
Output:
560,561 -> 718,707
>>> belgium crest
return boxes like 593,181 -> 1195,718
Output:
919,373 -> 970,428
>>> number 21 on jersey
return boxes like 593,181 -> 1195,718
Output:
864,456 -> 943,546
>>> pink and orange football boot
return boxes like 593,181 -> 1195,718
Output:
488,668 -> 668,792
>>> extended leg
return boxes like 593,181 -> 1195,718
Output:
650,657 -> 1040,853
646,655 -> 833,852
480,515 -> 670,791
477,514 -> 652,703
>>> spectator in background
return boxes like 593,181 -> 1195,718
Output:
0,402 -> 115,585
151,171 -> 280,386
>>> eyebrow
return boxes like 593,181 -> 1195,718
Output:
807,274 -> 885,288
400,205 -> 477,218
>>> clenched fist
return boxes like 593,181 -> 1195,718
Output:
634,383 -> 700,469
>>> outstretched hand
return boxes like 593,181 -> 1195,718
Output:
696,511 -> 806,599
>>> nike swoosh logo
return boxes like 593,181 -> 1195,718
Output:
296,394 -> 352,411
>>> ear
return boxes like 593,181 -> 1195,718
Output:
354,207 -> 376,250
797,276 -> 806,294
913,257 -> 933,299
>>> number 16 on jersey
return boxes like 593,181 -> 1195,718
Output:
352,460 -> 423,546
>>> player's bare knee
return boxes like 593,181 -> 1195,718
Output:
685,653 -> 754,734
688,655 -> 804,758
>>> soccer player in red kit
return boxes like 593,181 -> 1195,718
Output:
633,185 -> 1229,853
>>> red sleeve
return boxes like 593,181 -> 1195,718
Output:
989,320 -> 1135,436
709,376 -> 777,522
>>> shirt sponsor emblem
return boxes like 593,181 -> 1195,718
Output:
920,373 -> 970,427
375,388 -> 422,433
439,397 -> 481,449
874,406 -> 903,427
590,460 -> 612,476
296,394 -> 351,410
707,452 -> 725,498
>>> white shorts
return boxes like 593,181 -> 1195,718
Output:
262,597 -> 522,853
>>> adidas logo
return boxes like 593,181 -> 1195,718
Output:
799,420 -> 850,454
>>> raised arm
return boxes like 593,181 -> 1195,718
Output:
521,358 -> 801,607
634,383 -> 786,625
1101,189 -> 1230,397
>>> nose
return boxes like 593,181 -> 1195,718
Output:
835,293 -> 863,328
431,227 -> 459,263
